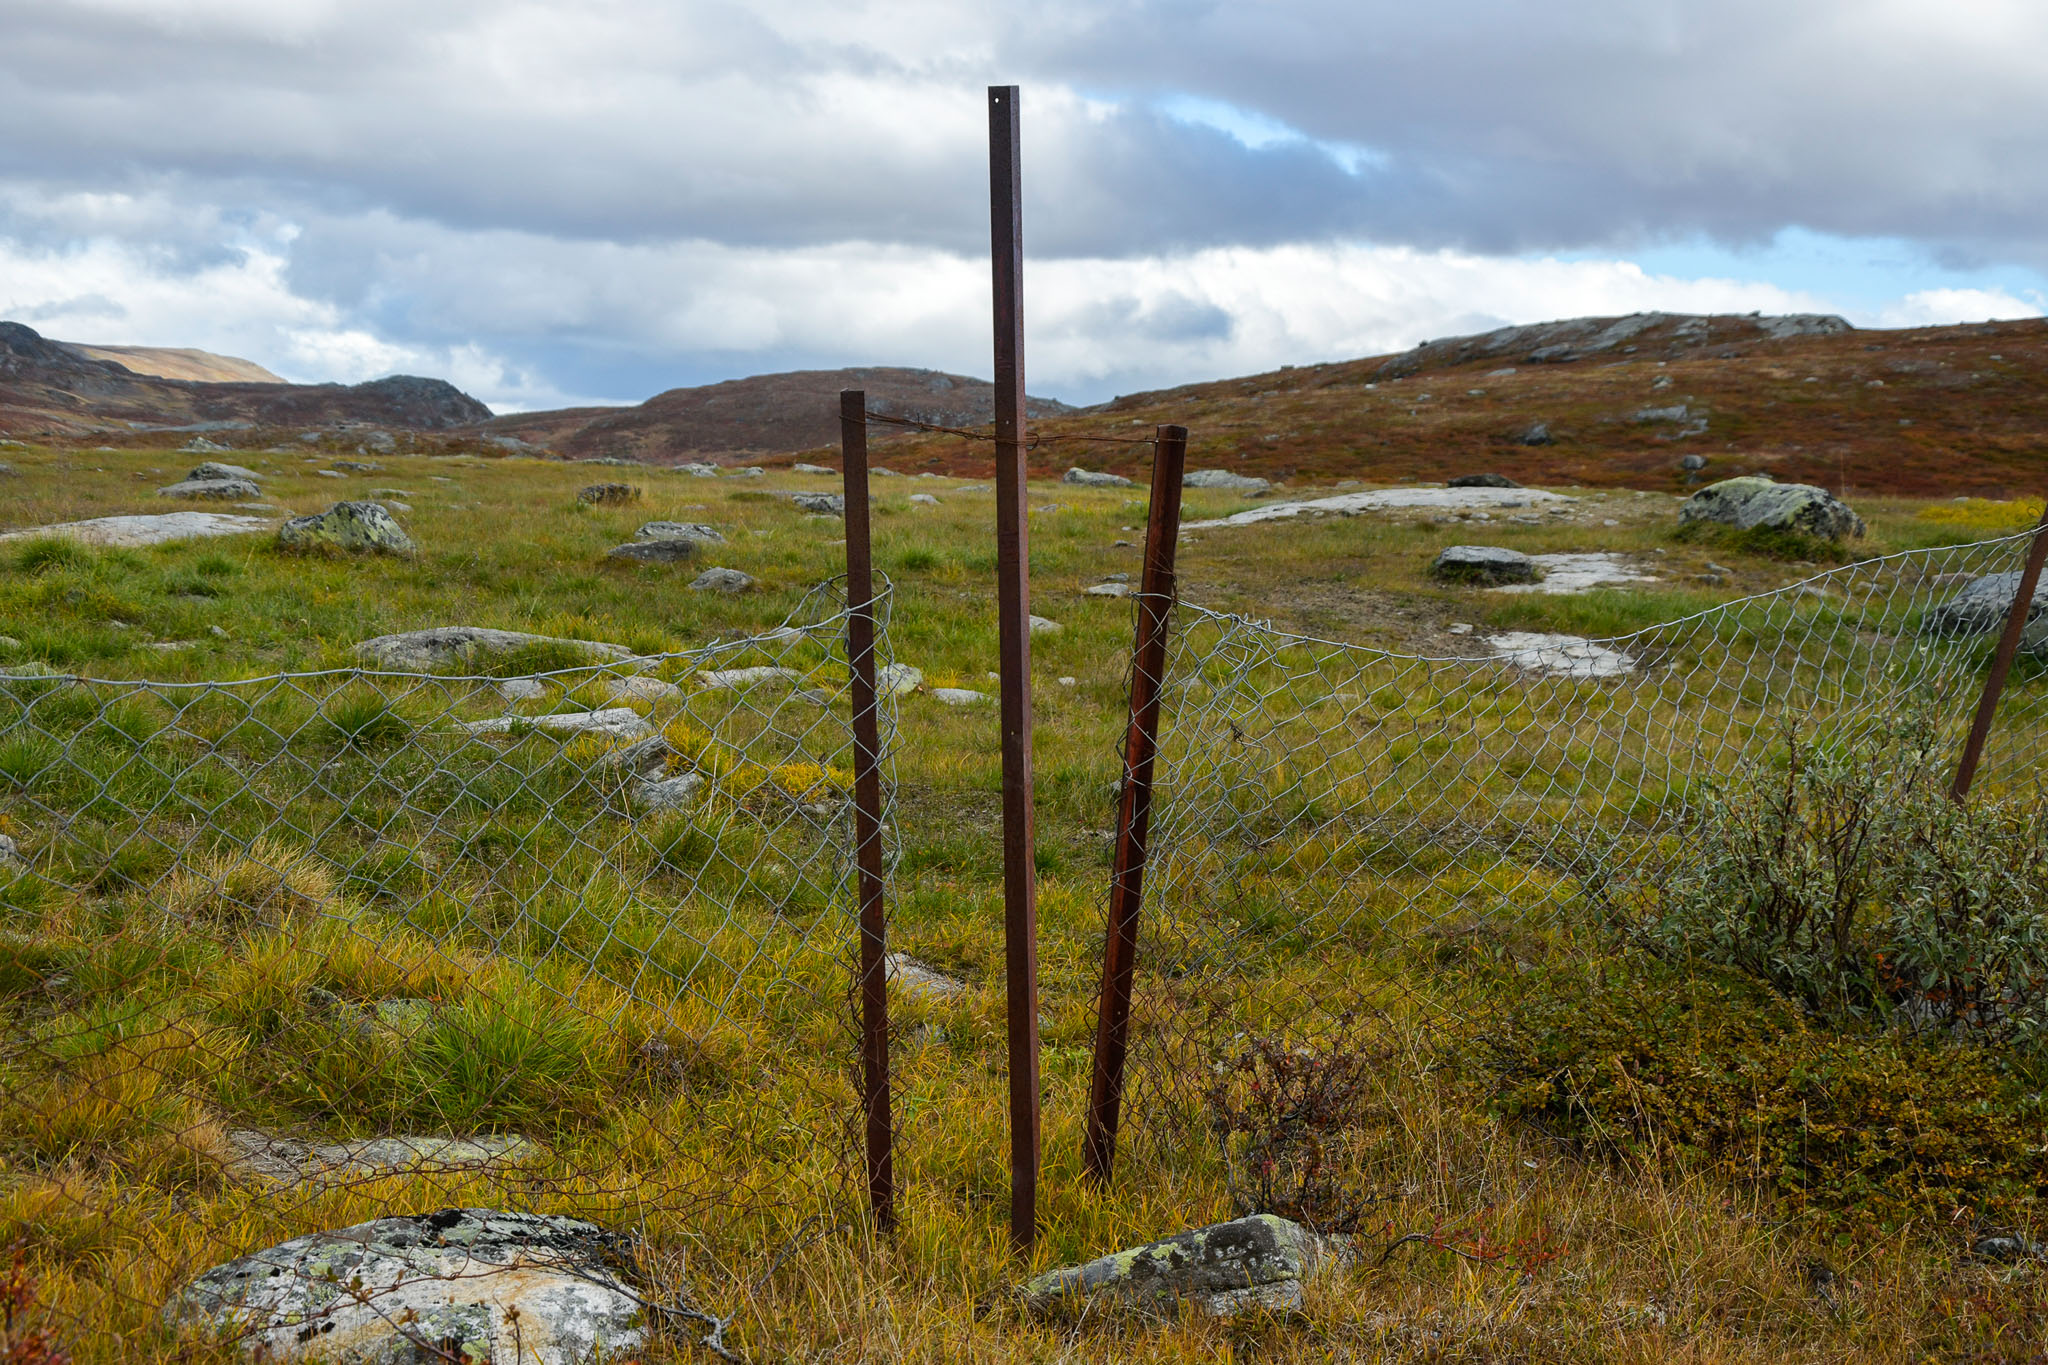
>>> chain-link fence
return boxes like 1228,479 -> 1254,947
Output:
1110,530 -> 2048,1158
0,578 -> 894,1352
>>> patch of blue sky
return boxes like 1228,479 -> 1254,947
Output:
1592,227 -> 2046,320
1153,93 -> 1389,175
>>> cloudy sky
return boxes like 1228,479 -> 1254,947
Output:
2,0 -> 2044,412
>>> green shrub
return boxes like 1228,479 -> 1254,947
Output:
1631,719 -> 2048,1046
1482,956 -> 2048,1239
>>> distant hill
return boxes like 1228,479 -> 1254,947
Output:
0,321 -> 491,437
860,311 -> 2048,498
61,342 -> 285,385
475,367 -> 1075,464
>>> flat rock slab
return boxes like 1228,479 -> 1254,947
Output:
931,687 -> 990,705
1017,1215 -> 1323,1319
1064,468 -> 1134,488
696,666 -> 801,691
168,1208 -> 643,1365
354,628 -> 637,672
159,477 -> 262,500
1184,469 -> 1271,493
224,1131 -> 537,1188
461,709 -> 654,741
886,953 -> 968,1002
1486,632 -> 1635,678
606,539 -> 699,564
634,521 -> 724,545
0,512 -> 275,548
189,461 -> 263,482
1492,552 -> 1658,595
1432,545 -> 1537,586
1186,486 -> 1572,529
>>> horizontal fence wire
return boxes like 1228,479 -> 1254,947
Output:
1116,530 -> 2048,1156
0,577 -> 896,1351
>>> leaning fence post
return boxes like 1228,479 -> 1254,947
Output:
988,83 -> 1042,1252
1951,502 -> 2048,801
840,388 -> 895,1230
1082,423 -> 1189,1186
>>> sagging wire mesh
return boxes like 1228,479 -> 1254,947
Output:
0,577 -> 896,1352
1113,531 -> 2048,1157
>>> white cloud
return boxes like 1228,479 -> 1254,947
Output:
1868,287 -> 2043,329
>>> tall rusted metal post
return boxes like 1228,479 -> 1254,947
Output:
988,83 -> 1041,1252
1082,425 -> 1189,1185
840,389 -> 895,1230
1952,504 -> 2048,801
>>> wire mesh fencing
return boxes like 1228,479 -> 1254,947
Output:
1107,530 -> 2048,1166
0,578 -> 896,1351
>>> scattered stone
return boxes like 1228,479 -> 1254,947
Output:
1678,476 -> 1865,540
223,1131 -> 535,1187
0,834 -> 22,870
1515,422 -> 1553,446
497,677 -> 547,703
1431,545 -> 1538,586
886,953 -> 968,1002
0,512 -> 274,548
187,461 -> 262,482
1635,404 -> 1692,423
931,688 -> 989,705
167,1209 -> 644,1365
1058,676 -> 1077,686
1972,1235 -> 2044,1264
792,462 -> 834,475
604,675 -> 681,704
678,462 -> 720,477
727,466 -> 765,478
461,708 -> 654,741
1086,583 -> 1132,598
179,436 -> 229,453
633,772 -> 705,811
696,666 -> 802,691
277,502 -> 415,555
606,539 -> 700,564
1494,552 -> 1658,595
635,521 -> 725,547
377,501 -> 413,515
1016,1215 -> 1327,1320
1448,473 -> 1521,489
872,467 -> 901,477
1924,572 -> 2048,644
578,482 -> 641,505
1184,469 -> 1270,494
792,492 -> 846,515
315,469 -> 347,479
1485,632 -> 1635,678
1029,616 -> 1062,635
331,460 -> 381,473
689,567 -> 753,593
1681,454 -> 1708,472
352,627 -> 636,672
1447,622 -> 1474,635
1064,468 -> 1134,488
909,493 -> 940,506
158,476 -> 261,500
877,663 -> 924,697
1186,486 -> 1572,529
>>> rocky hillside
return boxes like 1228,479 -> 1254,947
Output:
0,321 -> 490,438
851,312 -> 2048,498
61,342 -> 284,384
474,366 -> 1074,464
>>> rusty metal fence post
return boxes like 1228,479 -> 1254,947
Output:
840,389 -> 895,1229
1952,503 -> 2048,801
988,83 -> 1041,1252
1082,425 -> 1189,1186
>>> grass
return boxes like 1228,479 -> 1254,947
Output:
1,444 -> 2047,1360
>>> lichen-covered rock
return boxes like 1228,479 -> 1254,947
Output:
166,1208 -> 644,1365
188,461 -> 263,482
606,539 -> 699,564
577,482 -> 640,505
1923,571 -> 2048,645
1678,476 -> 1865,540
160,477 -> 261,501
1184,469 -> 1270,494
353,627 -> 635,672
278,501 -> 415,555
791,492 -> 845,515
1063,467 -> 1134,488
876,663 -> 923,697
1432,545 -> 1539,586
689,567 -> 753,593
1016,1215 -> 1324,1319
460,708 -> 654,741
634,521 -> 724,546
1448,473 -> 1521,489
0,833 -> 24,870
696,666 -> 801,691
931,688 -> 990,705
632,772 -> 704,811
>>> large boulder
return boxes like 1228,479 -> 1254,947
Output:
1678,476 -> 1865,540
159,477 -> 260,501
166,1209 -> 644,1365
1063,467 -> 1134,488
1923,571 -> 2048,645
352,627 -> 636,671
188,461 -> 262,482
1184,469 -> 1270,494
1016,1215 -> 1326,1319
278,501 -> 415,554
1432,545 -> 1539,586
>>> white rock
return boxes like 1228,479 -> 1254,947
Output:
1085,583 -> 1132,598
1485,632 -> 1635,679
1029,615 -> 1062,635
678,462 -> 720,477
931,688 -> 990,705
633,772 -> 704,810
497,678 -> 547,703
886,953 -> 968,1001
696,666 -> 802,691
1057,676 -> 1077,686
910,493 -> 940,505
461,708 -> 654,740
0,833 -> 23,869
605,675 -> 681,703
792,462 -> 835,475
876,663 -> 923,697
1492,552 -> 1658,596
0,512 -> 274,548
1186,486 -> 1573,529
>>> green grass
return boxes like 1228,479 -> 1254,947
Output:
2,446 -> 2047,1361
